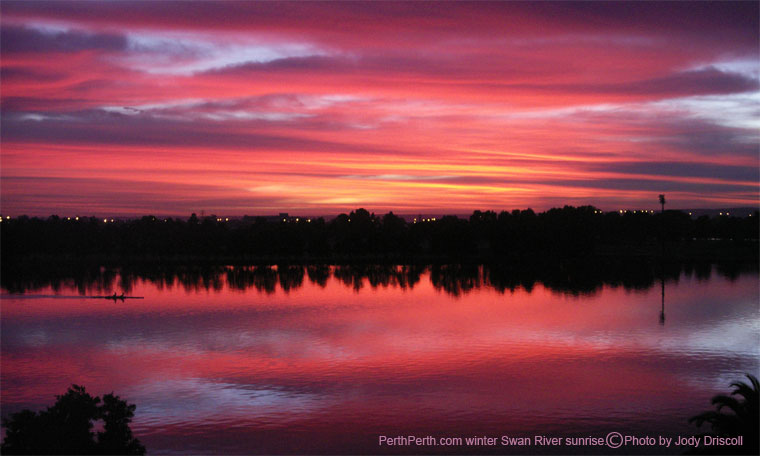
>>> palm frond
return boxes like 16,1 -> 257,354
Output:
689,410 -> 721,427
688,373 -> 759,455
711,394 -> 742,414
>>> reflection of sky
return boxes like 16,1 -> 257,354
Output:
132,378 -> 327,428
1,270 -> 758,453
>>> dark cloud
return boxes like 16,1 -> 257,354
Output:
503,68 -> 759,98
656,126 -> 759,158
1,67 -> 68,82
548,177 -> 756,194
0,109 -> 397,155
0,25 -> 127,54
2,1 -> 757,52
207,53 -> 544,83
596,161 -> 759,182
209,56 -> 758,100
572,111 -> 759,159
590,68 -> 758,97
206,56 -> 372,77
534,1 -> 758,48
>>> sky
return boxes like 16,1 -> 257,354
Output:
1,1 -> 758,217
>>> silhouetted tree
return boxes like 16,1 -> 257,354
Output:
97,393 -> 145,455
688,374 -> 759,455
380,211 -> 407,252
1,385 -> 145,455
1,207 -> 757,261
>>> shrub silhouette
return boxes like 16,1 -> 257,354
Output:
1,384 -> 145,455
688,374 -> 759,455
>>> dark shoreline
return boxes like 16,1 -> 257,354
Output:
3,239 -> 757,265
2,208 -> 757,265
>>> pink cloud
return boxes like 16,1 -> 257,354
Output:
1,1 -> 757,215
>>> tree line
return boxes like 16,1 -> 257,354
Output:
1,206 -> 757,260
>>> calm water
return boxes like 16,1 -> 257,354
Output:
1,264 -> 758,454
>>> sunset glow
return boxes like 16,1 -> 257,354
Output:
1,1 -> 758,216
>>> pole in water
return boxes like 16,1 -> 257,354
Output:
658,194 -> 666,325
659,273 -> 665,325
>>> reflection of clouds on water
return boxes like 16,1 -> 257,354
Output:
4,272 -> 758,366
19,329 -> 50,348
129,378 -> 329,430
1,268 -> 757,453
669,315 -> 759,358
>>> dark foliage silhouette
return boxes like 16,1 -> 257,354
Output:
688,374 -> 759,455
306,264 -> 330,287
1,207 -> 756,262
1,384 -> 145,455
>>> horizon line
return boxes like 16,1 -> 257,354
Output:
1,205 -> 757,220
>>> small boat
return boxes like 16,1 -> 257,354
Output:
92,294 -> 144,300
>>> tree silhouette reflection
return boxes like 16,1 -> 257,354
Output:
1,260 -> 756,297
278,265 -> 305,292
306,265 -> 330,287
